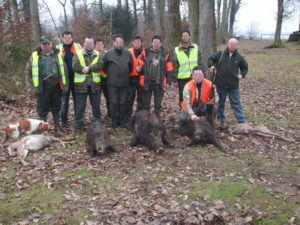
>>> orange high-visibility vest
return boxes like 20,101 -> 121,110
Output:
180,79 -> 212,112
129,48 -> 145,76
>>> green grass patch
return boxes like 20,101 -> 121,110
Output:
186,178 -> 295,224
0,184 -> 63,224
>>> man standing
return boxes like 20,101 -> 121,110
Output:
179,66 -> 216,125
125,35 -> 145,121
173,29 -> 205,105
207,38 -> 248,125
139,35 -> 173,118
57,31 -> 81,127
25,36 -> 68,132
89,34 -> 133,128
94,38 -> 109,117
72,37 -> 101,131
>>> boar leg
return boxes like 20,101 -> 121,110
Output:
130,136 -> 139,147
107,144 -> 120,153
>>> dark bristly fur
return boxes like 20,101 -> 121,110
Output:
129,110 -> 170,152
179,117 -> 225,152
86,122 -> 120,157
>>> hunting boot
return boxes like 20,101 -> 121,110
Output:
53,112 -> 62,132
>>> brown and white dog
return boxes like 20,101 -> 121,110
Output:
2,119 -> 49,141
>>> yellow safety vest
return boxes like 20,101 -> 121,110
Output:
31,51 -> 66,88
56,43 -> 81,58
175,44 -> 198,79
74,50 -> 100,83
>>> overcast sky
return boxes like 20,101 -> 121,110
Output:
43,0 -> 299,36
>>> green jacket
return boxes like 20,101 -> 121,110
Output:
25,47 -> 68,94
140,46 -> 173,91
207,47 -> 248,89
72,48 -> 101,93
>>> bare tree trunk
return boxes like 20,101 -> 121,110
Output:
132,0 -> 138,32
199,0 -> 215,70
220,0 -> 228,43
216,0 -> 222,29
169,0 -> 182,46
118,0 -> 122,8
143,0 -> 147,23
70,0 -> 77,21
11,0 -> 21,25
188,0 -> 199,43
98,0 -> 103,15
275,0 -> 284,43
30,0 -> 40,48
154,0 -> 165,36
228,0 -> 241,38
147,0 -> 154,29
57,0 -> 68,30
21,0 -> 31,21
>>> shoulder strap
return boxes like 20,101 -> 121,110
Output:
213,50 -> 225,84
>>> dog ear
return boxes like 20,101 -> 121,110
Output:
39,123 -> 49,132
2,126 -> 9,132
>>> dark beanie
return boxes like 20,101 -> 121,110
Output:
180,29 -> 190,37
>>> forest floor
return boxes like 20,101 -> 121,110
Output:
0,40 -> 299,225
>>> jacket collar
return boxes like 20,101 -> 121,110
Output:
82,48 -> 98,57
178,42 -> 194,50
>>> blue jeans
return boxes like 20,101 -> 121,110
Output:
216,87 -> 246,123
61,85 -> 76,123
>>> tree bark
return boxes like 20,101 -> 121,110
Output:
30,0 -> 40,48
216,0 -> 222,29
21,0 -> 31,21
70,0 -> 77,23
155,0 -> 165,36
198,0 -> 215,70
118,0 -> 122,8
11,0 -> 21,25
132,0 -> 138,32
188,0 -> 199,44
169,0 -> 182,46
57,0 -> 68,30
275,0 -> 284,43
147,0 -> 154,29
220,0 -> 228,43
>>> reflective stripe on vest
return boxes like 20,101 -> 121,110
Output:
74,50 -> 100,83
31,51 -> 66,88
180,78 -> 212,112
129,48 -> 145,76
175,44 -> 198,79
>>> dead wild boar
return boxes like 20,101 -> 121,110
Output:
128,110 -> 170,152
179,117 -> 225,152
86,122 -> 120,157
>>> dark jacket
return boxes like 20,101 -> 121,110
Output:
101,48 -> 133,87
207,47 -> 248,89
25,47 -> 68,94
140,46 -> 173,91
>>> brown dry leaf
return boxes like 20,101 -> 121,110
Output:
154,204 -> 169,214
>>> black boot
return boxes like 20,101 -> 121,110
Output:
53,112 -> 62,132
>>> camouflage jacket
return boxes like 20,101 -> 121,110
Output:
25,47 -> 68,94
72,48 -> 102,93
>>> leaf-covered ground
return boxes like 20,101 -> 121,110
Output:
0,40 -> 299,225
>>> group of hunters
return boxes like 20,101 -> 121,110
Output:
25,29 -> 248,132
